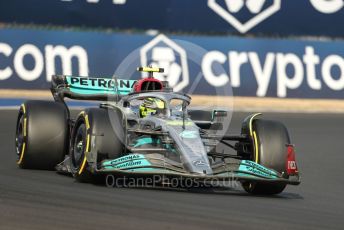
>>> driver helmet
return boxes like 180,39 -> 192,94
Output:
139,98 -> 165,118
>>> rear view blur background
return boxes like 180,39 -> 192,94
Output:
0,0 -> 343,111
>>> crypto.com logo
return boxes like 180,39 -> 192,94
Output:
208,0 -> 281,33
140,34 -> 189,92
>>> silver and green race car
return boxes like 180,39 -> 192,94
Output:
15,67 -> 300,195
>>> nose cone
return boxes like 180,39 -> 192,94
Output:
166,123 -> 213,175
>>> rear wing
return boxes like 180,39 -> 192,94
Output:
51,75 -> 137,101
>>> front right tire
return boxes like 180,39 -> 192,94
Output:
242,119 -> 290,195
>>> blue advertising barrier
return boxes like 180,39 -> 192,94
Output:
0,0 -> 343,37
0,28 -> 344,99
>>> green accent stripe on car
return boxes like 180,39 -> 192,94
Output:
133,137 -> 158,147
238,160 -> 278,179
134,137 -> 153,147
102,154 -> 147,167
69,87 -> 119,95
102,159 -> 151,170
65,76 -> 136,95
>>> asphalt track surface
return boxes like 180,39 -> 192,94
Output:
1,109 -> 344,230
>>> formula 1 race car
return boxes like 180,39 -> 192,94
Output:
15,67 -> 300,195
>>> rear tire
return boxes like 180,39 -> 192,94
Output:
242,119 -> 290,195
15,101 -> 68,170
70,108 -> 125,182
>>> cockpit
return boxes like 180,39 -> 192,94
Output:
122,92 -> 190,119
121,68 -> 191,119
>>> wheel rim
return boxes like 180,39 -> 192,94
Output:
15,113 -> 24,160
72,123 -> 86,168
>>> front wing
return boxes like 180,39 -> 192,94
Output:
97,154 -> 300,185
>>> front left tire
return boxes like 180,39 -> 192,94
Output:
70,108 -> 125,182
